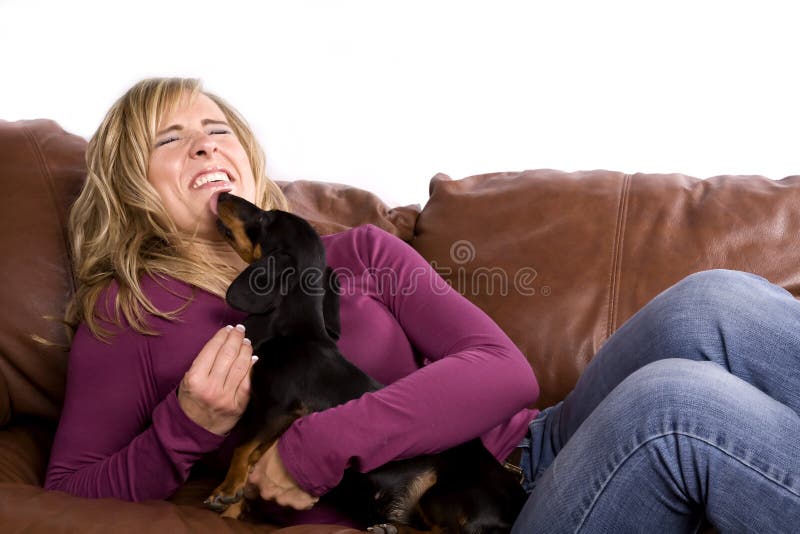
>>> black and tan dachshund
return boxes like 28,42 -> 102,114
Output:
205,192 -> 526,533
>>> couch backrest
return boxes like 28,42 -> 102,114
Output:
0,120 -> 86,426
413,170 -> 800,407
0,119 -> 418,426
4,118 -> 800,422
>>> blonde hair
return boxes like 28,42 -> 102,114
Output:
64,77 -> 289,343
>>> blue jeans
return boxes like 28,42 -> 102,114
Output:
511,270 -> 800,533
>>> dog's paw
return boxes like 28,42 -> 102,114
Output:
367,524 -> 399,534
204,487 -> 244,512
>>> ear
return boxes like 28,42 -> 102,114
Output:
322,266 -> 342,341
226,253 -> 296,314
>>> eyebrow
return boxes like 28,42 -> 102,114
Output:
156,118 -> 230,137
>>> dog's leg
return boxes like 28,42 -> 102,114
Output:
211,411 -> 306,511
235,438 -> 275,502
246,438 -> 275,464
205,439 -> 260,513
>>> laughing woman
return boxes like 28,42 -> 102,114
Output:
45,77 -> 800,532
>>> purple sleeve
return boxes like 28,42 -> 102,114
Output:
44,320 -> 226,501
278,225 -> 539,496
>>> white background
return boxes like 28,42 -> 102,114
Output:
1,0 -> 798,207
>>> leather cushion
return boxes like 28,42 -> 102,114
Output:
413,170 -> 800,407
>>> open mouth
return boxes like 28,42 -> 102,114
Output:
194,168 -> 235,216
209,190 -> 230,216
192,169 -> 234,189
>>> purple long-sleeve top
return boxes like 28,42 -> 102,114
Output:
45,224 -> 540,524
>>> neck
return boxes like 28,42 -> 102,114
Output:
186,238 -> 249,272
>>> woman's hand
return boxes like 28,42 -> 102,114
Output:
178,324 -> 257,436
246,441 -> 319,510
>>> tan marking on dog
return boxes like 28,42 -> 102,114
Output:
207,439 -> 260,514
220,500 -> 243,519
217,206 -> 255,262
386,469 -> 438,524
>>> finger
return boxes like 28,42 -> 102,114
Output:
275,488 -> 319,510
232,358 -> 256,409
189,325 -> 234,376
247,468 -> 292,494
256,480 -> 286,502
232,349 -> 258,403
245,468 -> 297,500
246,454 -> 264,486
223,336 -> 254,391
208,324 -> 247,382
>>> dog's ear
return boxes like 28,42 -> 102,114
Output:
226,253 -> 296,314
322,266 -> 342,341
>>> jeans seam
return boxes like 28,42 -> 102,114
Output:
576,430 -> 800,532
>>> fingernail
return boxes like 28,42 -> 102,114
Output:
243,337 -> 251,346
235,324 -> 246,332
251,355 -> 259,363
225,325 -> 233,331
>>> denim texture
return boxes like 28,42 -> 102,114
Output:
512,270 -> 800,533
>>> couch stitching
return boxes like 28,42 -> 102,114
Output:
21,122 -> 77,293
606,174 -> 631,339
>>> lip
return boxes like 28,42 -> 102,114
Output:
190,167 -> 236,190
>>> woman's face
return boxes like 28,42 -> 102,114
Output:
147,92 -> 257,240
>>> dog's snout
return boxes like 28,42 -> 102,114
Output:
214,193 -> 264,263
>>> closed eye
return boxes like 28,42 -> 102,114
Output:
154,129 -> 231,148
155,136 -> 178,147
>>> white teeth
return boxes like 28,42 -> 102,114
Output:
192,171 -> 231,189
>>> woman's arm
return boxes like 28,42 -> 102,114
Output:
44,321 -> 226,500
277,225 -> 539,497
45,311 -> 254,501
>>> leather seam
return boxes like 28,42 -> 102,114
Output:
21,123 -> 77,293
607,174 -> 631,339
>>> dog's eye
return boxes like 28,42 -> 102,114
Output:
248,214 -> 265,236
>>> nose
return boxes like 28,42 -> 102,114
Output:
189,132 -> 218,158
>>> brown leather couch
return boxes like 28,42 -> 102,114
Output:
2,118 -> 796,532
